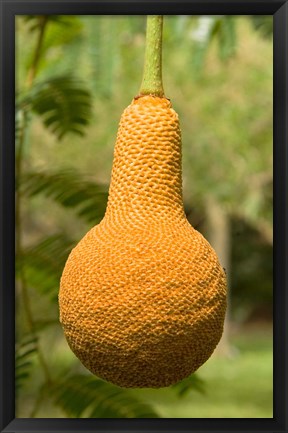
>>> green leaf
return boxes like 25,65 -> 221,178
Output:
19,169 -> 108,224
16,234 -> 76,301
171,374 -> 205,398
250,16 -> 273,39
23,75 -> 93,139
16,336 -> 38,391
49,374 -> 160,418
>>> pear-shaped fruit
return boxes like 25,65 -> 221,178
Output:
59,95 -> 227,388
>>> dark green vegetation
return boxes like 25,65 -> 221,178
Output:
16,15 -> 272,418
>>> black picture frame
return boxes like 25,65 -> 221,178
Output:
1,1 -> 287,432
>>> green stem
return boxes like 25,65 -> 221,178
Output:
139,15 -> 164,97
26,16 -> 48,88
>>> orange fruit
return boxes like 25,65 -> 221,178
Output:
59,95 -> 227,388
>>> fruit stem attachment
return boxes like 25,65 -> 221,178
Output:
139,15 -> 164,97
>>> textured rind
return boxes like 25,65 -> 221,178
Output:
59,96 -> 227,388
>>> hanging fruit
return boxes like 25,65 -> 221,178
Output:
59,16 -> 227,388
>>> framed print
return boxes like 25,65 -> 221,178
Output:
1,1 -> 287,433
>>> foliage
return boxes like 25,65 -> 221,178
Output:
19,169 -> 108,224
250,16 -> 273,39
16,336 -> 38,391
21,16 -> 84,79
49,374 -> 159,418
19,75 -> 93,140
189,16 -> 237,73
16,234 -> 76,301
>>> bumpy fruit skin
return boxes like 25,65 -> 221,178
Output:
59,95 -> 227,388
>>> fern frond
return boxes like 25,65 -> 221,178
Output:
16,336 -> 38,391
19,169 -> 108,224
20,75 -> 93,139
16,234 -> 76,300
49,374 -> 160,418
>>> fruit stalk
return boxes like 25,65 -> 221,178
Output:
139,15 -> 164,96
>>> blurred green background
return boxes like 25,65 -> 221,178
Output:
15,15 -> 273,418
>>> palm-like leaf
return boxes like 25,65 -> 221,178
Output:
20,75 -> 93,139
16,336 -> 38,391
19,169 -> 108,224
16,234 -> 76,301
49,374 -> 160,418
